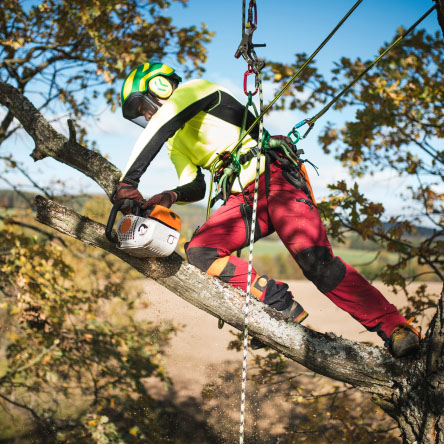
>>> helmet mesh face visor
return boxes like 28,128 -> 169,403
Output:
122,92 -> 159,120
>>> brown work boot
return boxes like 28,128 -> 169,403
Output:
389,320 -> 420,358
251,300 -> 308,350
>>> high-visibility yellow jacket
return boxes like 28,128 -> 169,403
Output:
121,79 -> 265,203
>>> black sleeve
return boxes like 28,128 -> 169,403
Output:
171,167 -> 206,203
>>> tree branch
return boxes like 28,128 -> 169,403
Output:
0,341 -> 59,385
0,215 -> 68,247
0,81 -> 120,196
0,392 -> 43,424
34,195 -> 406,397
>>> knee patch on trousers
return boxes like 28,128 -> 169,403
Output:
186,246 -> 235,283
295,246 -> 346,293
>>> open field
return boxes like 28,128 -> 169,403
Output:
139,279 -> 442,442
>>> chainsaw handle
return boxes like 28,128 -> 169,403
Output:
106,200 -> 144,243
105,200 -> 125,243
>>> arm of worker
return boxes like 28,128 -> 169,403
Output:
119,84 -> 222,187
167,146 -> 206,205
171,167 -> 206,203
119,104 -> 184,186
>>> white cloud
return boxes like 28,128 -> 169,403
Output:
91,108 -> 140,138
208,73 -> 244,100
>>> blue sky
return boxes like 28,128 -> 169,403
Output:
2,0 -> 441,218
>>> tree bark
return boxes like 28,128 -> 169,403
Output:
3,80 -> 444,443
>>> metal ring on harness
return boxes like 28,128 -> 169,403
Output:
244,65 -> 258,96
287,127 -> 301,145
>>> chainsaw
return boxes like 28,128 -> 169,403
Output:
105,200 -> 181,258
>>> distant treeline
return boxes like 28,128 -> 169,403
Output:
0,189 -> 101,213
0,189 -> 36,209
1,189 -> 440,242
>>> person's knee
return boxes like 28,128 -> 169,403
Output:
295,246 -> 346,293
186,245 -> 219,270
186,246 -> 235,283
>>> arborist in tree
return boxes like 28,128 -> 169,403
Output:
112,61 -> 420,358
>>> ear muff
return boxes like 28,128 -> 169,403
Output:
148,76 -> 173,99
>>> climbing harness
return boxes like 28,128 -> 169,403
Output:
208,92 -> 260,210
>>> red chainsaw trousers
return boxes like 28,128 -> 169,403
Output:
186,162 -> 407,341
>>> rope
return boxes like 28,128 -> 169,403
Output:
237,2 -> 265,442
239,59 -> 264,444
236,2 -> 361,440
234,4 -> 435,443
301,4 -> 437,136
230,0 -> 364,155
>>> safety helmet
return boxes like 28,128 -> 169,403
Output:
121,61 -> 182,127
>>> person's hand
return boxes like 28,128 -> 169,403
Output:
142,191 -> 177,209
111,182 -> 144,213
112,182 -> 144,203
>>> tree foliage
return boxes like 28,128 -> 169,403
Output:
0,0 -> 213,145
0,214 -> 179,442
0,0 -> 214,441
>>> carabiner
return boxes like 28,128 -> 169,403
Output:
287,127 -> 300,145
293,118 -> 315,139
244,65 -> 258,96
246,0 -> 258,31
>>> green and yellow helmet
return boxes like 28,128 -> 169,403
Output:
121,61 -> 182,127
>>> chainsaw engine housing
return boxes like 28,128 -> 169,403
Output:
115,206 -> 181,257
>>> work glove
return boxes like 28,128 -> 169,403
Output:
142,190 -> 177,209
111,182 -> 144,213
112,182 -> 144,203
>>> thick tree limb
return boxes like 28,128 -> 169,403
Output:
0,81 -> 120,196
35,195 -> 406,397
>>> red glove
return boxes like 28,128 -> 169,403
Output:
111,182 -> 144,204
142,191 -> 177,209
